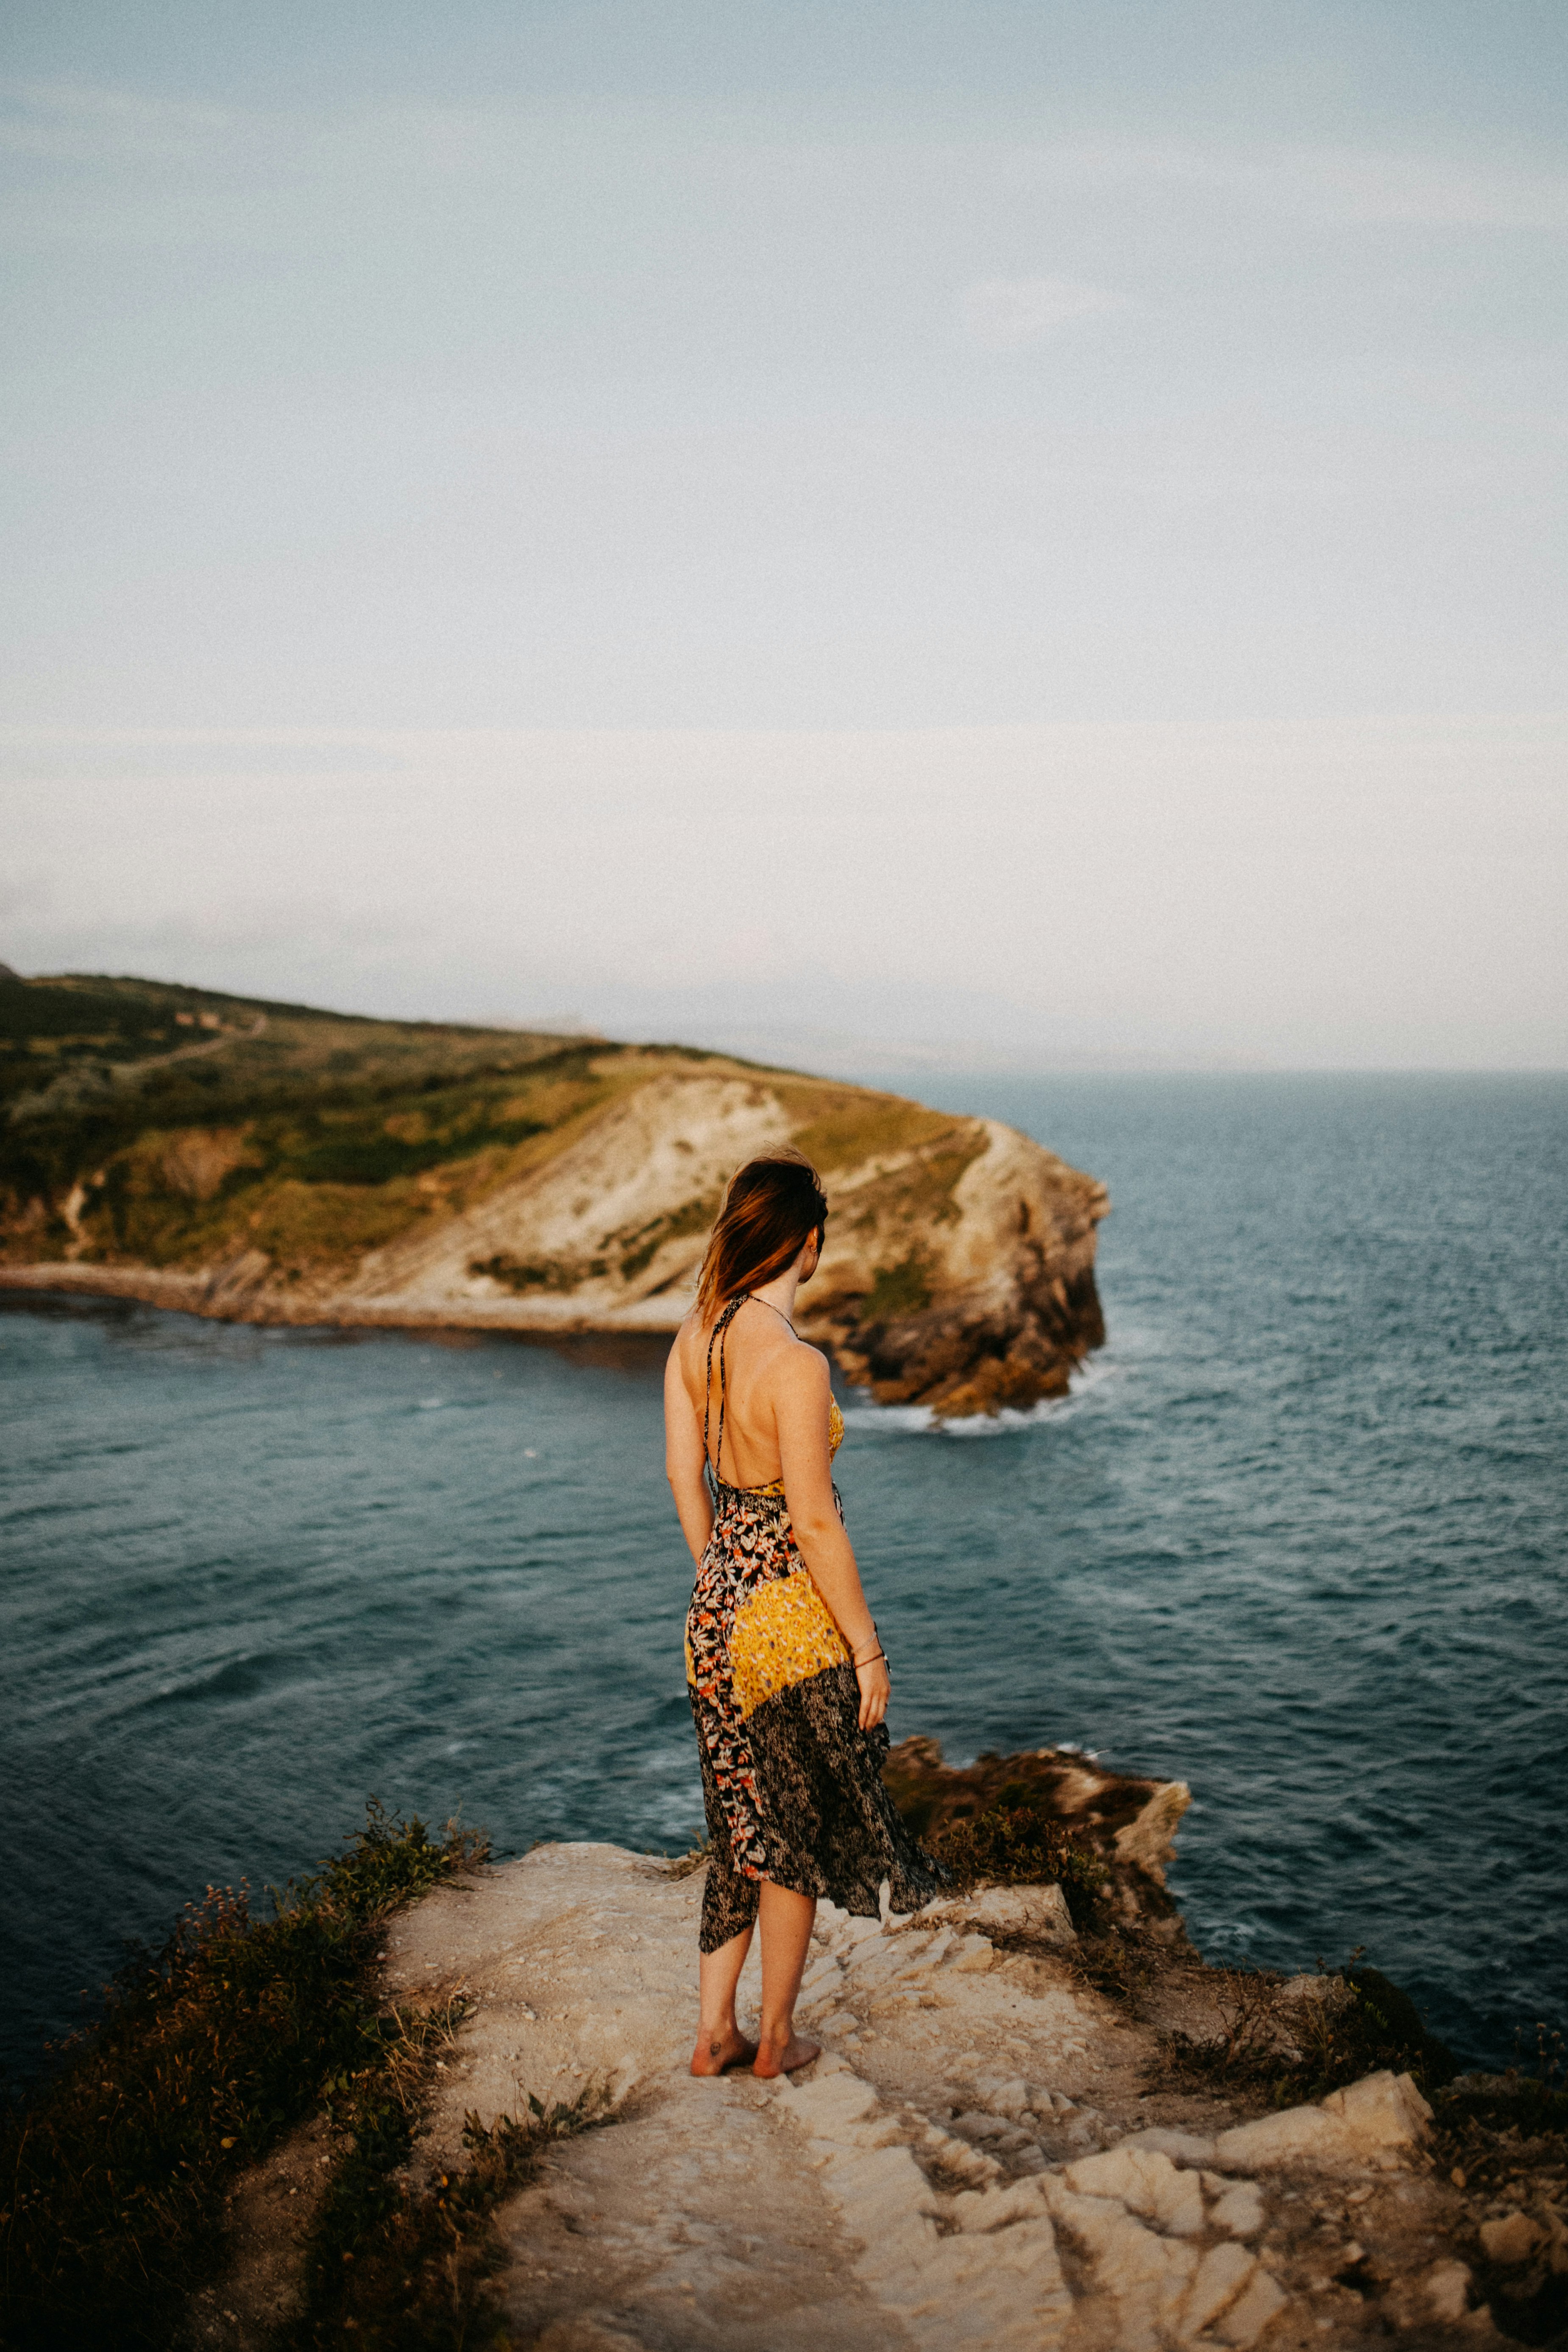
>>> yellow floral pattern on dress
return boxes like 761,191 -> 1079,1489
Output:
686,1293 -> 946,1951
730,1570 -> 852,1720
687,1399 -> 847,1691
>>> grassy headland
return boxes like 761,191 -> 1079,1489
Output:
1,969 -> 1109,1415
0,970 -> 962,1282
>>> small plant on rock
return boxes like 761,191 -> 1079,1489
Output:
291,2084 -> 612,2350
1155,1948 -> 1460,2107
927,1803 -> 1108,1928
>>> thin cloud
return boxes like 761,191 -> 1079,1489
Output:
1298,148 -> 1568,231
1010,139 -> 1568,233
961,274 -> 1128,351
0,80 -> 232,164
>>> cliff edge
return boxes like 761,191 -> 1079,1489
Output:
180,1745 -> 1535,2352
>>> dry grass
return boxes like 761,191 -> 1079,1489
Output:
0,1805 -> 485,2352
1152,1956 -> 1461,2108
923,1803 -> 1109,1928
788,1092 -> 961,1174
289,2084 -> 612,2350
661,1839 -> 713,1882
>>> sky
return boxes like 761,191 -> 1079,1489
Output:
3,1 -> 1565,1068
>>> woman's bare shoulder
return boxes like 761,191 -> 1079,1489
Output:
773,1332 -> 832,1397
669,1312 -> 705,1377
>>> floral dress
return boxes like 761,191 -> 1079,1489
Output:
685,1294 -> 947,1952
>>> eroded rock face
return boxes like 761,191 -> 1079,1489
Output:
192,1839 -> 1476,2352
921,1884 -> 1080,1951
882,1734 -> 1193,1922
186,1713 -> 1529,2352
1213,2072 -> 1435,2174
343,1089 -> 1107,1417
807,1117 -> 1108,1417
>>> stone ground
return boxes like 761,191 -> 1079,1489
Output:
186,1841 -> 1549,2351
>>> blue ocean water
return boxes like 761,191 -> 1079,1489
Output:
2,1074 -> 1564,2086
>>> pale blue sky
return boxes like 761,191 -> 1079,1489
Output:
3,4 -> 1565,1064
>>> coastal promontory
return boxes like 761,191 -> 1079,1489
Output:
151,1745 -> 1547,2352
0,970 -> 1108,1416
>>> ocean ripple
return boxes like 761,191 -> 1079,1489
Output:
2,1073 -> 1564,2082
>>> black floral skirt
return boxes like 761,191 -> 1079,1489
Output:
685,1476 -> 947,1953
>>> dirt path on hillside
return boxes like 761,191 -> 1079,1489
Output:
12,1011 -> 269,1138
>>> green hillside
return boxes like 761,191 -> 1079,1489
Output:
0,970 -> 952,1281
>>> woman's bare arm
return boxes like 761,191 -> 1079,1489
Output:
664,1335 -> 714,1563
775,1348 -> 891,1730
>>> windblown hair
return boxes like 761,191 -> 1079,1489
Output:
695,1148 -> 830,1325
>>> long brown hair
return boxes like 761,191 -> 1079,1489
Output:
695,1148 -> 829,1324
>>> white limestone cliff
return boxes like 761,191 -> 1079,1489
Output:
188,1843 -> 1504,2352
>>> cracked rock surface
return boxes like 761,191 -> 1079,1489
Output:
298,1841 -> 1505,2352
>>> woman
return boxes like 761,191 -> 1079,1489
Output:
665,1149 -> 946,2080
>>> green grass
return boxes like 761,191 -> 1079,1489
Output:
1,977 -> 812,1289
789,1095 -> 958,1173
863,1251 -> 934,1319
1,973 -> 1056,1386
0,993 -> 625,1275
470,1251 -> 606,1293
285,1119 -> 545,1187
0,971 -> 219,1067
616,1194 -> 717,1282
0,1804 -> 485,2352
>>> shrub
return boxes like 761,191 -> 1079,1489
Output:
927,1803 -> 1108,1928
618,1195 -> 716,1282
0,1804 -> 484,2352
291,2089 -> 608,2351
863,1252 -> 933,1319
1155,1952 -> 1461,2107
469,1251 -> 604,1292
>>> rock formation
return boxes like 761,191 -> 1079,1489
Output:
2,975 -> 1108,1417
181,1737 -> 1557,2352
187,1835 -> 1517,2352
883,1737 -> 1194,1908
338,1073 -> 1107,1418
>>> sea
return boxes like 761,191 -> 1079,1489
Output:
3,1073 -> 1564,2088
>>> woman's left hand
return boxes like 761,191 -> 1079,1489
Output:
854,1654 -> 891,1732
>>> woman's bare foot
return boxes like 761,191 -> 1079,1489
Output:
752,2032 -> 821,2079
689,2026 -> 760,2077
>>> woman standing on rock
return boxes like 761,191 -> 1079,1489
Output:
666,1149 -> 946,2080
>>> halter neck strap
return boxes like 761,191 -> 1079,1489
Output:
703,1293 -> 751,1487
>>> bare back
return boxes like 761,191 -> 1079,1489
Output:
674,1296 -> 813,1489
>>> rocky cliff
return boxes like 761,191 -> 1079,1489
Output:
0,972 -> 1108,1416
178,1744 -> 1546,2352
